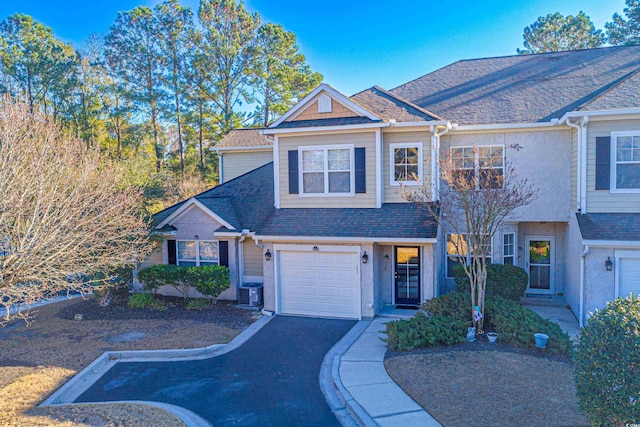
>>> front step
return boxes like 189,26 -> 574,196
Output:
520,294 -> 569,308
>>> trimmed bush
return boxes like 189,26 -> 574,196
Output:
127,293 -> 166,310
385,313 -> 469,351
453,263 -> 528,301
573,296 -> 640,426
137,264 -> 230,301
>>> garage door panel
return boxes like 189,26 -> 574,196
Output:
278,250 -> 359,319
620,258 -> 640,297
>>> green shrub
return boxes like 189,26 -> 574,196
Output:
385,312 -> 469,351
127,293 -> 166,310
453,263 -> 528,301
137,264 -> 230,301
485,296 -> 572,355
414,291 -> 572,354
573,296 -> 640,426
187,298 -> 211,310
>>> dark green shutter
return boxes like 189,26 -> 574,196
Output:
167,239 -> 177,265
355,147 -> 366,193
219,241 -> 229,267
595,136 -> 611,190
288,150 -> 299,194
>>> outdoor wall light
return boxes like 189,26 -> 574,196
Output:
384,254 -> 390,260
194,234 -> 199,240
264,249 -> 272,261
362,251 -> 369,264
605,257 -> 613,271
312,246 -> 319,251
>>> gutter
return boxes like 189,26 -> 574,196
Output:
565,118 -> 582,211
559,108 -> 640,122
579,245 -> 589,328
261,122 -> 389,135
252,235 -> 437,244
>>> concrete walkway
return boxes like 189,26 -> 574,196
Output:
336,318 -> 441,427
526,305 -> 581,340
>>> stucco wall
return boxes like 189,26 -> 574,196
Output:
583,247 -> 616,318
278,132 -> 377,208
221,150 -> 273,183
374,244 -> 393,307
586,118 -> 640,213
564,214 -> 583,321
360,243 -> 375,318
442,129 -> 571,222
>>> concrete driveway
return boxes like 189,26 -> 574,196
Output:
75,316 -> 356,426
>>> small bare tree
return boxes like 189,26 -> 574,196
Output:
0,97 -> 153,324
404,145 -> 537,332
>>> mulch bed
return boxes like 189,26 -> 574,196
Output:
385,340 -> 588,427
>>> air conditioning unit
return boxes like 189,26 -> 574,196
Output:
239,283 -> 263,307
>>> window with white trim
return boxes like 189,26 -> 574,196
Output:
300,145 -> 354,195
451,145 -> 504,189
390,143 -> 423,186
503,233 -> 515,265
446,233 -> 492,278
177,240 -> 219,266
612,133 -> 640,190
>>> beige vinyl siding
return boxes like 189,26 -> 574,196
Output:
587,119 -> 640,213
222,150 -> 272,183
243,240 -> 263,277
291,94 -> 360,122
570,127 -> 578,211
383,130 -> 431,203
279,132 -> 377,208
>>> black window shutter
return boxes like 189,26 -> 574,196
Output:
219,240 -> 229,267
355,147 -> 366,193
595,136 -> 611,190
167,239 -> 177,265
288,150 -> 299,194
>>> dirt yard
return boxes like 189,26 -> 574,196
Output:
0,295 -> 258,426
385,342 -> 587,427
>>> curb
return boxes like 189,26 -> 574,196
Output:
320,320 -> 376,427
40,315 -> 273,426
6,294 -> 83,317
44,401 -> 212,427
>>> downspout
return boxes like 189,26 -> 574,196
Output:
431,122 -> 453,202
565,119 -> 581,211
580,117 -> 588,214
216,149 -> 223,185
238,230 -> 250,286
579,245 -> 589,328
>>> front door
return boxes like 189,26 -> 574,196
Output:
395,247 -> 420,305
525,236 -> 555,294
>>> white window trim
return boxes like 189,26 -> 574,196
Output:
389,142 -> 423,186
176,239 -> 220,266
503,232 -> 516,265
446,233 -> 493,278
298,144 -> 355,197
449,145 -> 505,189
610,131 -> 640,193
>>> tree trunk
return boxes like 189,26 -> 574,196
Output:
172,59 -> 185,184
198,99 -> 205,174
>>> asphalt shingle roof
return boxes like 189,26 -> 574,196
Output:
576,213 -> 640,241
275,116 -> 381,128
350,86 -> 442,122
215,128 -> 271,149
154,163 -> 438,239
391,45 -> 640,125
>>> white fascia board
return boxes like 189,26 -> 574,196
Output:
214,145 -> 273,152
269,83 -> 380,128
560,108 -> 640,122
388,120 -> 451,128
582,240 -> 640,248
214,231 -> 243,237
254,235 -> 437,244
156,198 -> 236,231
453,122 -> 560,132
263,122 -> 389,135
152,231 -> 177,237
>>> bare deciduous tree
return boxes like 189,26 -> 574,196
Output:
404,145 -> 537,332
0,97 -> 153,324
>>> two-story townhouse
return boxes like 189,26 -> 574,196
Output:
143,45 -> 640,325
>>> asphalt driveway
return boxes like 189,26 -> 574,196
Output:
75,315 -> 356,426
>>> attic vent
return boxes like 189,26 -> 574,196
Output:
318,94 -> 332,113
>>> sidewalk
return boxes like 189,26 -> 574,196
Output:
336,317 -> 441,427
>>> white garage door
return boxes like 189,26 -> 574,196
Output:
619,257 -> 640,297
278,249 -> 360,319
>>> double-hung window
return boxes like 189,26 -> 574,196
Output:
177,240 -> 219,266
503,233 -> 515,265
390,143 -> 423,186
300,145 -> 354,195
612,132 -> 640,191
451,145 -> 504,189
446,233 -> 493,278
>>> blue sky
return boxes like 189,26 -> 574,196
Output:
0,0 -> 627,95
